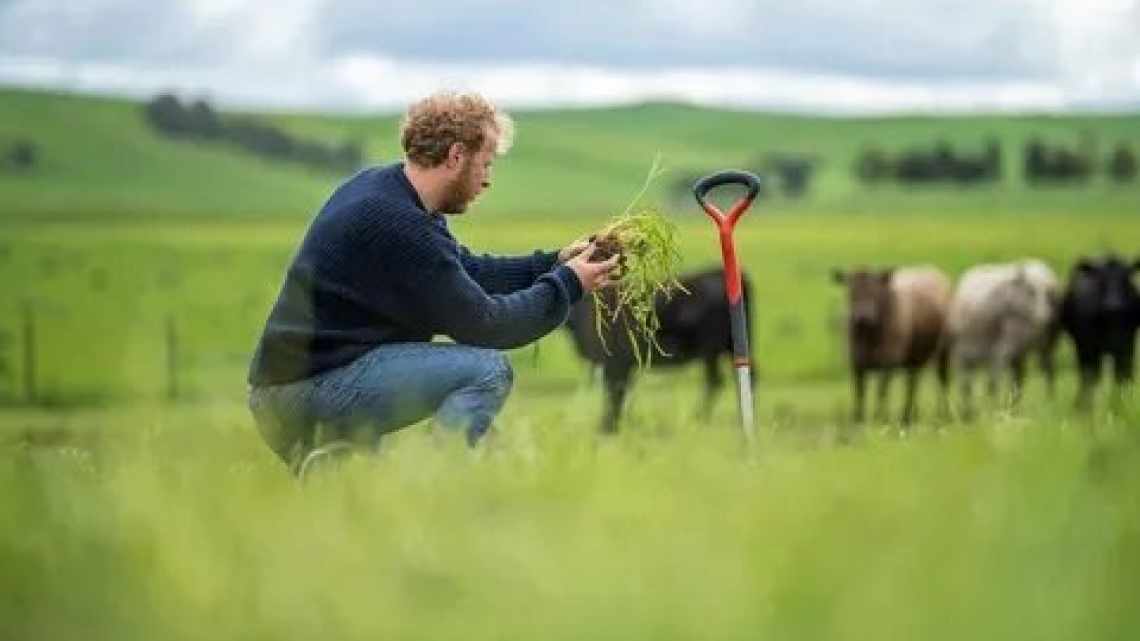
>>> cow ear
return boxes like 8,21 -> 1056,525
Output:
831,268 -> 846,285
879,267 -> 894,284
1076,258 -> 1096,273
1132,257 -> 1140,272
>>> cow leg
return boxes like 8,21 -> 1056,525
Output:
902,367 -> 920,427
1010,355 -> 1027,408
987,343 -> 1014,409
1039,329 -> 1058,400
1111,337 -> 1135,407
986,357 -> 1001,406
875,370 -> 892,424
698,356 -> 724,421
1112,337 -> 1135,386
601,364 -> 632,434
959,361 -> 976,422
852,367 -> 867,424
1074,343 -> 1101,412
936,348 -> 951,422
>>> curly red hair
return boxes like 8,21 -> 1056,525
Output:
399,92 -> 514,168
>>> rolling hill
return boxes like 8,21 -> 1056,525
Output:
1,87 -> 1138,220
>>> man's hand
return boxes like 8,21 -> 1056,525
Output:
565,243 -> 621,293
557,237 -> 591,263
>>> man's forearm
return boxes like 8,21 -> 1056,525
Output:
460,248 -> 560,294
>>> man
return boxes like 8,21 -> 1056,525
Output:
248,92 -> 618,476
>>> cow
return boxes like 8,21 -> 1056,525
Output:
832,266 -> 952,426
946,259 -> 1061,418
565,268 -> 752,433
1060,255 -> 1140,409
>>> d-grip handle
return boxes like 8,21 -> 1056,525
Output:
692,170 -> 761,210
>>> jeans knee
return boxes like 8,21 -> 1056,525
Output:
490,346 -> 513,387
484,350 -> 514,394
248,386 -> 310,469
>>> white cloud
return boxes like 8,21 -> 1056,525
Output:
0,52 -> 1077,114
0,0 -> 1137,112
1047,0 -> 1140,104
646,0 -> 759,39
331,56 -> 1070,113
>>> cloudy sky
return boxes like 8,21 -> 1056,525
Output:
1,0 -> 1138,113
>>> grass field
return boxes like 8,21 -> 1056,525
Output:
4,395 -> 1139,641
1,88 -> 1139,639
0,212 -> 1135,403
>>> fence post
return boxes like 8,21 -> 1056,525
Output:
21,300 -> 35,404
166,314 -> 179,402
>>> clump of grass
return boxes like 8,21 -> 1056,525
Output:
590,155 -> 685,366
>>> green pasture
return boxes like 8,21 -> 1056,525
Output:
1,210 -> 1138,639
2,394 -> 1139,641
0,211 -> 1135,404
1,87 -> 1139,639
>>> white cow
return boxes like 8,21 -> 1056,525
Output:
947,259 -> 1061,416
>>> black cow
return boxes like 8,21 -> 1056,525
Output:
1060,255 -> 1140,408
565,268 -> 753,433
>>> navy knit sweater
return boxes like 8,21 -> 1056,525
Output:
248,162 -> 583,386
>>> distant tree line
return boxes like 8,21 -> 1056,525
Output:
671,152 -> 821,206
1,139 -> 38,172
1108,143 -> 1139,182
755,153 -> 819,199
854,136 -> 1137,187
143,93 -> 365,173
855,139 -> 1001,186
1023,137 -> 1136,184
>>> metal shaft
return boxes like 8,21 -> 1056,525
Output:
728,297 -> 754,441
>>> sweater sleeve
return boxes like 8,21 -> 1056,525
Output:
378,222 -> 583,349
458,246 -> 560,294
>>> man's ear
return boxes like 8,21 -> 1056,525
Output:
831,268 -> 846,285
445,142 -> 466,169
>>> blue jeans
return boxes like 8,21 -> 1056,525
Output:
248,343 -> 514,472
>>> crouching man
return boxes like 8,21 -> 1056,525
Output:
247,92 -> 618,476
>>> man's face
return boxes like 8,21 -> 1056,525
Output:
439,133 -> 497,215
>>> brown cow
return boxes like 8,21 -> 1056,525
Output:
832,265 -> 952,425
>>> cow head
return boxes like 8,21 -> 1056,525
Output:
1004,263 -> 1055,325
1074,255 -> 1140,321
834,267 -> 894,334
1103,255 -> 1140,318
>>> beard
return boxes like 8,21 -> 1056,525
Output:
438,160 -> 479,214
